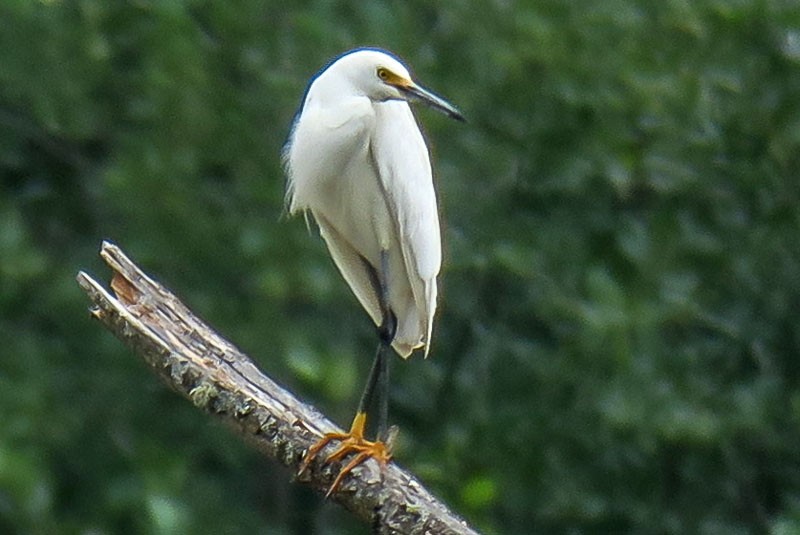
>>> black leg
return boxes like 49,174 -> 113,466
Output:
376,249 -> 396,344
355,340 -> 385,418
298,250 -> 398,495
376,341 -> 390,439
375,249 -> 394,440
354,249 -> 395,439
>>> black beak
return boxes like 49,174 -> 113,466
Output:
401,82 -> 465,122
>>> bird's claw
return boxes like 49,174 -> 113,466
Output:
299,428 -> 392,498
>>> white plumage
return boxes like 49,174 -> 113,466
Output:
285,48 -> 462,358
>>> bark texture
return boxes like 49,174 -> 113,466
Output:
76,241 -> 479,535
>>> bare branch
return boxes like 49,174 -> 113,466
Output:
76,241 -> 480,535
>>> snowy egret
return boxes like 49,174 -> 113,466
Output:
285,48 -> 463,495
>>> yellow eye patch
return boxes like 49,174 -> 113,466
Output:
376,67 -> 411,88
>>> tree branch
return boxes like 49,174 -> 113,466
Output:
76,241 -> 480,535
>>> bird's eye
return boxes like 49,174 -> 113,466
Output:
377,68 -> 390,81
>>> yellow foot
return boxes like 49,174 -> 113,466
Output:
299,412 -> 392,497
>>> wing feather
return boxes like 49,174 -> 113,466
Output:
371,100 -> 441,355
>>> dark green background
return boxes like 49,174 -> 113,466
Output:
2,1 -> 799,533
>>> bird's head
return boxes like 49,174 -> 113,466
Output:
322,48 -> 465,122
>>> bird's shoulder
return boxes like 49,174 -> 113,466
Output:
300,94 -> 376,131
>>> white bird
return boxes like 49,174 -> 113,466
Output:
285,48 -> 463,496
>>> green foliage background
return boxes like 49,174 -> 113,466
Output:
2,1 -> 799,533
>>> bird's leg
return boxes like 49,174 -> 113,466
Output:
375,248 -> 395,441
298,345 -> 394,497
351,247 -> 395,440
298,250 -> 396,497
376,335 -> 390,440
